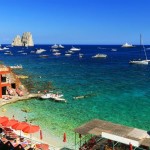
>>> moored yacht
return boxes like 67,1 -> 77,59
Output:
92,54 -> 107,58
122,42 -> 134,48
53,52 -> 61,56
129,60 -> 148,65
58,44 -> 64,48
40,92 -> 66,102
51,44 -> 59,49
35,48 -> 46,54
129,35 -> 149,65
70,46 -> 81,51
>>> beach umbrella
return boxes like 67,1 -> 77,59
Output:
22,125 -> 40,133
129,143 -> 133,150
0,116 -> 9,124
40,130 -> 43,140
12,122 -> 30,136
1,119 -> 19,127
12,122 -> 29,130
22,124 -> 40,146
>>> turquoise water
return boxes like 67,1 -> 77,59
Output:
0,45 -> 150,147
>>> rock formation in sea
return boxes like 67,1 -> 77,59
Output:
11,35 -> 22,46
12,32 -> 34,46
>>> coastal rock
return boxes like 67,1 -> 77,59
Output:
11,35 -> 22,46
11,32 -> 34,46
21,32 -> 34,46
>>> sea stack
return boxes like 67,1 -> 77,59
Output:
11,35 -> 22,46
12,32 -> 34,46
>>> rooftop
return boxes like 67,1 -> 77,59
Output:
74,119 -> 150,147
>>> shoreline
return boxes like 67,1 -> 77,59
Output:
0,93 -> 42,107
0,94 -> 73,150
0,64 -> 74,149
0,95 -> 74,150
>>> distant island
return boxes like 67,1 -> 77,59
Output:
12,32 -> 34,47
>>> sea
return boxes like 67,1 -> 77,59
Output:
0,44 -> 150,148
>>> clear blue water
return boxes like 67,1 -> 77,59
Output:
1,45 -> 150,147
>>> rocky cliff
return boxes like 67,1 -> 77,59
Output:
12,32 -> 34,46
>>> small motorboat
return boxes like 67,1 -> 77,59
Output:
40,93 -> 52,99
58,44 -> 64,48
54,97 -> 67,102
39,55 -> 49,58
35,48 -> 46,54
51,44 -> 59,49
40,93 -> 66,102
53,52 -> 61,56
122,42 -> 134,48
65,53 -> 71,56
70,46 -> 81,51
79,53 -> 83,58
92,54 -> 107,58
10,65 -> 23,69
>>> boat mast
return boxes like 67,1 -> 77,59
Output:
141,34 -> 148,60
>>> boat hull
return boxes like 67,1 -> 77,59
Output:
129,60 -> 148,65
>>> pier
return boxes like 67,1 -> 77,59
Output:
0,93 -> 42,107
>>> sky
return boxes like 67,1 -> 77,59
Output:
0,0 -> 150,45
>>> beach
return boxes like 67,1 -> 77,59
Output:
0,98 -> 74,149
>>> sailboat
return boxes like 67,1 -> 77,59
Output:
129,35 -> 149,65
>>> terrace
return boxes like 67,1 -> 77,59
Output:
74,119 -> 150,150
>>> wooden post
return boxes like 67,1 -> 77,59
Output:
75,132 -> 76,150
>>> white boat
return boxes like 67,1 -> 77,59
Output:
53,52 -> 61,56
40,93 -> 52,99
10,65 -> 23,69
111,49 -> 117,51
92,54 -> 107,58
129,60 -> 148,65
40,93 -> 66,102
79,53 -> 83,58
65,53 -> 71,56
129,35 -> 149,65
51,44 -> 59,49
51,49 -> 59,52
18,50 -> 24,53
70,46 -> 81,51
68,50 -> 74,54
39,55 -> 49,58
58,44 -> 64,48
4,51 -> 13,55
122,42 -> 134,48
35,48 -> 46,54
54,97 -> 66,102
0,47 -> 9,50
21,53 -> 27,55
30,50 -> 35,53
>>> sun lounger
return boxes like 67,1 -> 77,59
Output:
35,143 -> 49,150
16,88 -> 24,96
7,87 -> 15,96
